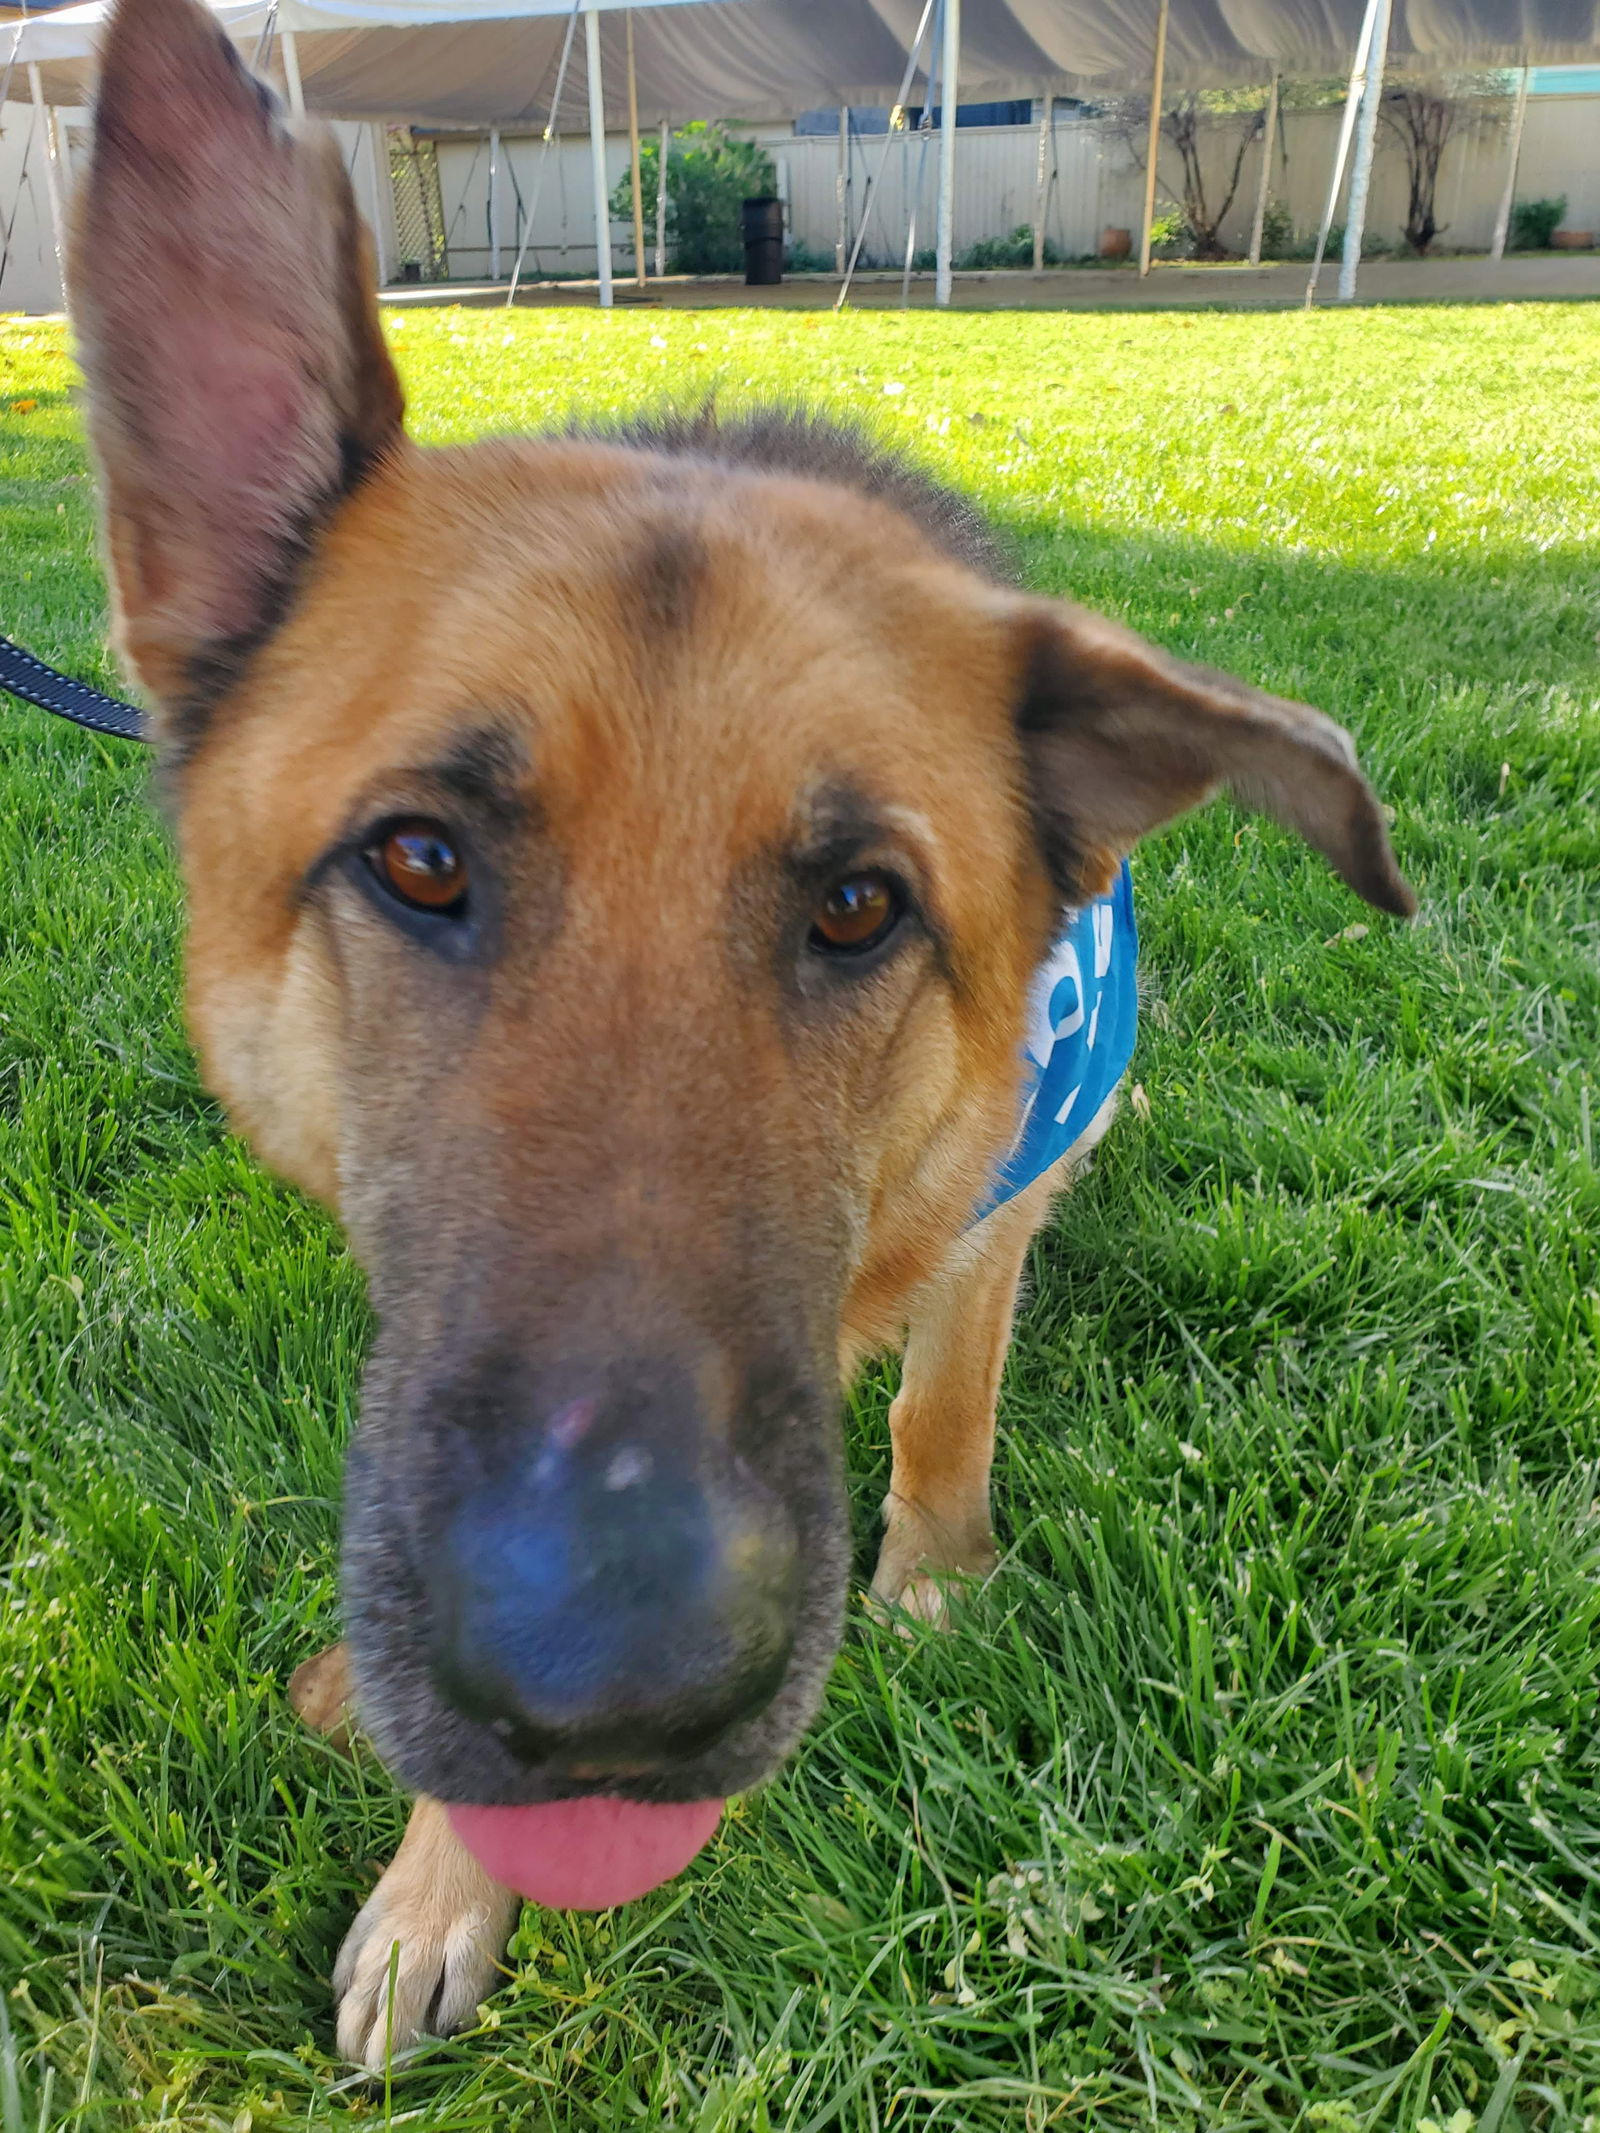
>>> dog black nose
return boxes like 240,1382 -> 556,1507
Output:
427,1382 -> 800,1767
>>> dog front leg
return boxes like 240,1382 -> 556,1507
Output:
870,1138 -> 1102,1628
332,1795 -> 521,2069
288,1652 -> 520,2066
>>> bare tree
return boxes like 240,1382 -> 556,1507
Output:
1162,93 -> 1265,258
1380,75 -> 1504,254
1104,89 -> 1267,260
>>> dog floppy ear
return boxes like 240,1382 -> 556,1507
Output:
1010,597 -> 1416,918
70,0 -> 404,734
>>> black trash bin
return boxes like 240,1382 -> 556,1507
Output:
741,196 -> 784,286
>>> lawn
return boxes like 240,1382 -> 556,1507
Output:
1,297 -> 1598,2132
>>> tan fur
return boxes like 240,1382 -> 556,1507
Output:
288,1640 -> 355,1752
171,442 -> 1054,1275
70,0 -> 402,712
164,446 -> 1089,2073
299,1138 -> 1090,2065
868,1103 -> 1116,1625
332,1794 -> 520,2068
70,0 -> 1413,2074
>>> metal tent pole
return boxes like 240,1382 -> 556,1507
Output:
1137,0 -> 1169,277
835,104 -> 849,274
1032,85 -> 1050,270
902,111 -> 932,304
506,0 -> 581,304
625,10 -> 646,284
1338,0 -> 1391,299
1247,71 -> 1279,265
1489,60 -> 1531,260
251,0 -> 282,72
583,0 -> 612,307
25,63 -> 63,281
0,26 -> 37,298
1304,0 -> 1380,307
903,2 -> 941,305
279,26 -> 306,115
835,0 -> 937,309
933,0 -> 960,305
488,127 -> 502,277
366,125 -> 391,284
656,115 -> 668,274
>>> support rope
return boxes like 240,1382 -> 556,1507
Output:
835,0 -> 939,310
506,0 -> 582,303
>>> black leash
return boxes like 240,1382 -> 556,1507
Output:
0,633 -> 150,742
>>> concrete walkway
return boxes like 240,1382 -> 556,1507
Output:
381,253 -> 1600,314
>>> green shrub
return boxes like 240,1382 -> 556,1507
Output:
786,238 -> 834,274
953,224 -> 1064,270
1510,195 -> 1566,248
610,122 -> 776,275
1283,220 -> 1392,262
1146,207 -> 1192,258
1257,198 -> 1294,254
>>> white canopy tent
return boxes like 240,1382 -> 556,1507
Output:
11,0 -> 1600,306
9,0 -> 747,308
19,0 -> 1600,112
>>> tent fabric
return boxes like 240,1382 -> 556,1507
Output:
12,0 -> 1600,123
859,0 -> 1600,90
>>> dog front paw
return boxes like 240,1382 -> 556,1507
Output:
868,1494 -> 996,1631
289,1641 -> 355,1750
332,1797 -> 520,2069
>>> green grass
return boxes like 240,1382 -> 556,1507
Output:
2,298 -> 1598,2131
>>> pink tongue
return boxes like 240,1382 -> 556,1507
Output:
447,1796 -> 724,1910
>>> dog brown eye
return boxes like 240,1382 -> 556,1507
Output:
371,820 -> 468,911
811,872 -> 900,954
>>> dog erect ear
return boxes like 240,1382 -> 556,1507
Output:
71,0 -> 404,729
1011,598 -> 1416,918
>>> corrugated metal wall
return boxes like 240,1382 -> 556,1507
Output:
780,117 -> 1120,265
1215,93 -> 1600,251
0,89 -> 1592,308
432,118 -> 1134,279
0,111 -> 390,312
431,94 -> 1598,282
0,101 -> 74,315
434,129 -> 638,282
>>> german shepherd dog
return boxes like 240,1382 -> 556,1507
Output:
69,0 -> 1414,2068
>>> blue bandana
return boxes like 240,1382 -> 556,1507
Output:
977,860 -> 1138,1219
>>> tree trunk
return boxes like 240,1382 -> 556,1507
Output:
1162,93 -> 1264,260
1383,88 -> 1457,256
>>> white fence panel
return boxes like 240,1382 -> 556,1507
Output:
6,90 -> 1589,309
780,118 -> 1141,267
429,94 -> 1596,284
1194,93 -> 1598,254
436,131 -> 635,280
436,118 -> 1146,282
0,101 -> 71,313
0,108 -> 386,313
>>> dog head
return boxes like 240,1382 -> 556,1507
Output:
72,0 -> 1412,1898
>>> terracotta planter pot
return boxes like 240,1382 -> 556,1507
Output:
1551,229 -> 1594,250
1098,226 -> 1132,261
